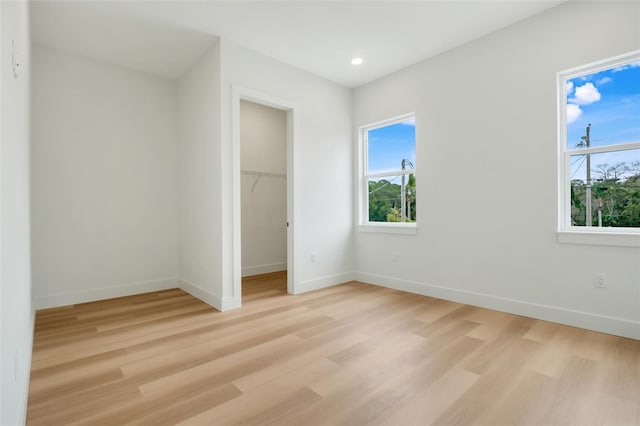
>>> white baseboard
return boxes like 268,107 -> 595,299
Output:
34,277 -> 179,310
296,272 -> 357,295
178,279 -> 234,312
356,272 -> 640,340
242,262 -> 287,277
17,310 -> 35,426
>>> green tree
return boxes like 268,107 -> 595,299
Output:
571,161 -> 640,227
368,179 -> 399,222
368,174 -> 416,223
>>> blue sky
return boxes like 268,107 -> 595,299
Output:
367,119 -> 415,174
566,63 -> 640,147
567,62 -> 640,181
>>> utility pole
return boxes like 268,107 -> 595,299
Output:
582,123 -> 592,226
597,198 -> 603,227
401,159 -> 406,222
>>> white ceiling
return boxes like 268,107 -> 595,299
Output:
30,1 -> 566,87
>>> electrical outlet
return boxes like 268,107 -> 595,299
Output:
391,252 -> 399,263
594,273 -> 607,288
310,252 -> 317,263
12,40 -> 21,78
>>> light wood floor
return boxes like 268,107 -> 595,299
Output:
27,272 -> 640,425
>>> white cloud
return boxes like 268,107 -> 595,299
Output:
612,61 -> 640,73
565,81 -> 574,94
566,103 -> 582,124
570,82 -> 601,106
596,76 -> 612,85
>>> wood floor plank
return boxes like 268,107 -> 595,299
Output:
381,367 -> 480,426
27,386 -> 143,426
431,337 -> 542,426
132,383 -> 243,426
232,324 -> 369,393
176,358 -> 337,426
27,273 -> 640,425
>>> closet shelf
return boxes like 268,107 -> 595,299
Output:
241,170 -> 286,178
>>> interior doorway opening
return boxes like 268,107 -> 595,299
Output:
239,99 -> 289,302
233,88 -> 296,307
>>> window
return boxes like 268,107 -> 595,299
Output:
360,114 -> 416,231
558,51 -> 640,238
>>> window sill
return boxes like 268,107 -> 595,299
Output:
359,224 -> 417,235
557,229 -> 640,247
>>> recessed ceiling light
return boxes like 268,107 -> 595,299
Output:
351,57 -> 363,66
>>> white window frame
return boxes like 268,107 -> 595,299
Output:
557,50 -> 640,247
359,113 -> 417,234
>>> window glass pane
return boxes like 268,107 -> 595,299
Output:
367,119 -> 415,174
368,174 -> 416,223
570,149 -> 640,227
566,62 -> 640,151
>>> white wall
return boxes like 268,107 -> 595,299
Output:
353,1 -> 640,339
177,42 -> 226,309
220,39 -> 354,302
1,1 -> 32,424
31,44 -> 180,309
241,100 -> 287,276
241,100 -> 287,174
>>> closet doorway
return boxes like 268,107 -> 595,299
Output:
238,98 -> 292,303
